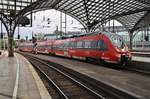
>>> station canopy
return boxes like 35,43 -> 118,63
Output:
0,0 -> 150,32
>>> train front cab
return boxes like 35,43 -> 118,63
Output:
105,33 -> 132,65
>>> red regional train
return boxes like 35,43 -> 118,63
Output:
18,32 -> 132,65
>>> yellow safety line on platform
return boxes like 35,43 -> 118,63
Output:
12,54 -> 20,99
25,57 -> 52,99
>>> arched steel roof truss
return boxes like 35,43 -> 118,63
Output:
1,0 -> 150,32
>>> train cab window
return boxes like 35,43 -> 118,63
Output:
110,35 -> 125,48
98,40 -> 108,51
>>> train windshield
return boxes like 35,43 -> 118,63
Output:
110,35 -> 125,48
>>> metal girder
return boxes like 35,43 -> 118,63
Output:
0,16 -> 9,32
134,0 -> 150,5
51,0 -> 62,8
1,0 -> 150,56
1,0 -> 150,32
111,7 -> 150,19
130,11 -> 150,32
116,11 -> 146,31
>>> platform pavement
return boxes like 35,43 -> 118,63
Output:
30,54 -> 150,99
132,51 -> 150,54
0,50 -> 7,58
132,56 -> 150,63
0,52 -> 51,99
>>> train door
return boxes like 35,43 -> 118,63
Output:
89,40 -> 98,58
68,41 -> 76,57
97,40 -> 108,60
64,42 -> 69,56
45,41 -> 49,54
75,41 -> 84,57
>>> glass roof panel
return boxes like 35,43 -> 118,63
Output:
0,0 -> 37,15
0,0 -> 150,31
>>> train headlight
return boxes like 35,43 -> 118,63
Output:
121,48 -> 125,52
115,46 -> 121,52
118,54 -> 121,62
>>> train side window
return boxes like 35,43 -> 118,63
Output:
68,42 -> 72,48
98,40 -> 108,51
53,44 -> 58,49
82,41 -> 84,48
77,41 -> 83,48
48,45 -> 52,49
64,42 -> 69,48
69,42 -> 75,48
59,44 -> 64,50
91,41 -> 98,49
74,42 -> 77,48
84,41 -> 91,48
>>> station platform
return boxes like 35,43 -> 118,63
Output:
0,52 -> 51,99
132,56 -> 150,63
0,50 -> 6,58
132,51 -> 150,58
29,53 -> 150,99
132,51 -> 150,54
130,56 -> 150,72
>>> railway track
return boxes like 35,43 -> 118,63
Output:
44,53 -> 150,76
132,52 -> 150,57
124,67 -> 150,76
21,52 -> 139,99
25,54 -> 105,99
19,51 -> 150,77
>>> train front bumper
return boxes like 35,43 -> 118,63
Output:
120,54 -> 132,63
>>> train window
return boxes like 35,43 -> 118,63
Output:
47,45 -> 52,50
70,42 -> 76,48
77,41 -> 83,48
68,42 -> 73,48
64,42 -> 69,48
82,41 -> 85,48
58,44 -> 64,50
84,41 -> 91,48
110,35 -> 124,48
53,44 -> 57,49
69,42 -> 73,48
74,42 -> 77,48
91,41 -> 98,49
98,40 -> 108,51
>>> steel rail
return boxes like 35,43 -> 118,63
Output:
29,57 -> 69,99
26,54 -> 105,99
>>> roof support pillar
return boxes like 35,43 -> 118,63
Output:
129,30 -> 134,50
5,19 -> 17,57
0,15 -> 17,57
8,32 -> 14,57
7,21 -> 17,57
